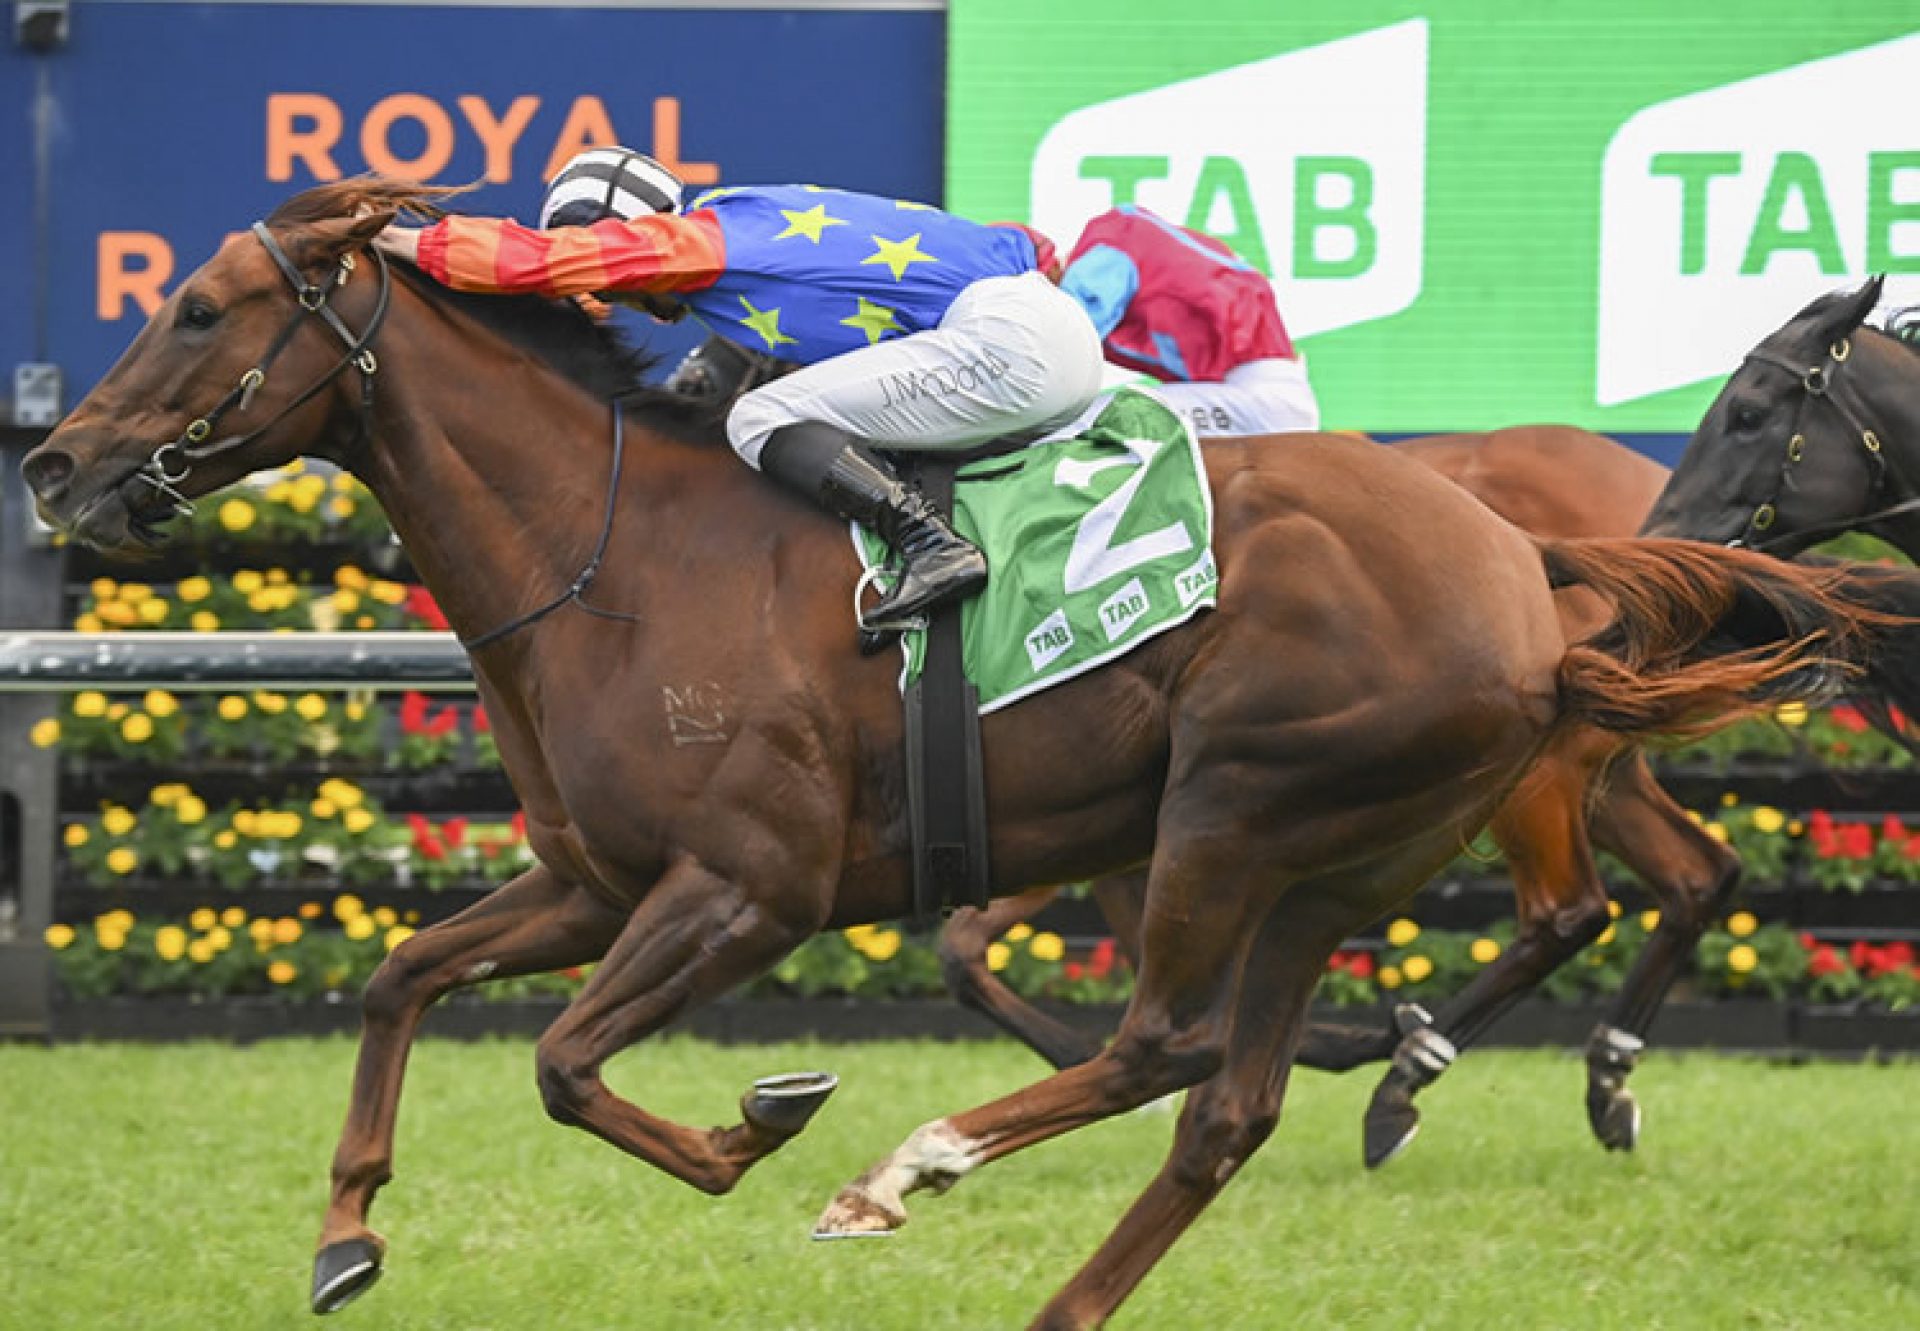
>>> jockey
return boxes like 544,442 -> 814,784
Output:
1057,205 -> 1319,438
376,148 -> 1104,628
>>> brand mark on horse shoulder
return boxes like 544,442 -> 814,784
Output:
662,682 -> 730,747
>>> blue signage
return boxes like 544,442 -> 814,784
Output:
0,2 -> 946,392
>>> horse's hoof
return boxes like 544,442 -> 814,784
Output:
1363,1098 -> 1421,1170
812,1186 -> 905,1241
311,1237 -> 384,1315
1590,1088 -> 1642,1153
743,1071 -> 839,1137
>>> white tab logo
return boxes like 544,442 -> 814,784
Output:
1099,577 -> 1151,643
1030,20 -> 1428,340
1025,608 -> 1075,674
1597,33 -> 1920,405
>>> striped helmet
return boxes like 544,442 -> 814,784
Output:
540,147 -> 685,228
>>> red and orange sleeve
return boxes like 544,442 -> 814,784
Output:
415,211 -> 726,298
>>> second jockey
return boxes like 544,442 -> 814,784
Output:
375,148 -> 1104,628
1057,205 -> 1319,438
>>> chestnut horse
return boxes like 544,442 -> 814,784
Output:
21,181 -> 1885,1330
938,427 -> 1724,1164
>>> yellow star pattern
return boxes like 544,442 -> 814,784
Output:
737,296 -> 797,349
862,232 -> 938,281
774,204 -> 847,244
840,296 -> 903,346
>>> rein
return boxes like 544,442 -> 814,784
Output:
1733,335 -> 1916,551
126,222 -> 390,517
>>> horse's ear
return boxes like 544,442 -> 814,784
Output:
300,210 -> 400,265
1787,276 -> 1885,346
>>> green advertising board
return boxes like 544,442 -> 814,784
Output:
948,1 -> 1920,434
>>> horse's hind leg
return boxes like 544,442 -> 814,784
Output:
1361,747 -> 1610,1168
1581,754 -> 1740,1151
531,855 -> 836,1194
939,885 -> 1106,1070
1029,885 -> 1357,1331
314,864 -> 626,1315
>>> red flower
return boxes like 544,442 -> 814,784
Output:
1063,961 -> 1085,981
427,704 -> 460,738
1839,823 -> 1874,860
1829,705 -> 1869,734
442,817 -> 468,848
1807,945 -> 1847,978
399,691 -> 430,736
1089,938 -> 1117,979
1346,951 -> 1375,979
1850,939 -> 1875,970
510,810 -> 527,840
473,704 -> 491,735
404,585 -> 449,632
1883,815 -> 1908,845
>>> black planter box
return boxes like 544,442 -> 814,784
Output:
1790,1004 -> 1920,1056
1791,882 -> 1920,932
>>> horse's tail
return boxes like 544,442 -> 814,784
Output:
1539,537 -> 1889,739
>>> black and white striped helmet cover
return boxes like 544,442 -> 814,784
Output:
540,148 -> 686,228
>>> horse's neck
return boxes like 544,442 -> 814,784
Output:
1859,331 -> 1920,557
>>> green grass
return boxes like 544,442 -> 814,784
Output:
2,1039 -> 1915,1329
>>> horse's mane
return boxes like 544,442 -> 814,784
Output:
266,177 -> 729,439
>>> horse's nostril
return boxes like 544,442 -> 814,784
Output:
20,448 -> 76,500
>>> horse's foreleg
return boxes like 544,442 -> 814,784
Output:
815,825 -> 1273,1240
1582,756 -> 1741,1152
313,864 -> 625,1315
533,855 -> 830,1195
1361,759 -> 1609,1168
939,885 -> 1106,1070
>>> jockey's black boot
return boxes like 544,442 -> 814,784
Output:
760,423 -> 987,628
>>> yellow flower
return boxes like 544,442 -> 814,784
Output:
1005,923 -> 1033,943
99,909 -> 134,933
217,695 -> 249,721
344,913 -> 377,942
1788,820 -> 1805,838
177,576 -> 212,603
117,582 -> 152,603
1378,965 -> 1404,990
253,691 -> 288,715
187,937 -> 216,964
343,808 -> 376,835
1597,925 -> 1618,947
89,577 -> 118,602
333,894 -> 365,922
267,960 -> 298,985
369,580 -> 408,605
101,806 -> 136,837
120,713 -> 155,743
218,498 -> 257,533
329,495 -> 357,520
249,918 -> 275,943
1641,910 -> 1661,932
320,778 -> 365,809
299,901 -> 323,920
861,929 -> 901,962
287,486 -> 319,514
30,717 -> 61,748
107,702 -> 130,720
44,924 -> 76,950
213,830 -> 238,850
221,907 -> 247,928
96,600 -> 137,627
62,823 -> 89,848
245,589 -> 276,615
191,610 -> 221,632
1470,938 -> 1501,964
136,598 -> 169,626
1704,822 -> 1730,844
190,907 -> 217,932
1385,918 -> 1420,947
330,588 -> 362,616
344,700 -> 368,722
154,926 -> 187,961
1727,944 -> 1758,974
310,798 -> 338,820
175,795 -> 207,825
1029,932 -> 1065,963
231,569 -> 264,594
231,810 -> 257,836
373,907 -> 397,929
73,691 -> 108,718
986,942 -> 1011,972
273,917 -> 303,945
295,693 -> 328,722
149,783 -> 186,806
97,929 -> 127,952
1774,701 -> 1808,727
1607,900 -> 1623,919
1720,791 -> 1738,807
74,612 -> 105,633
207,927 -> 232,952
1401,954 -> 1434,983
383,925 -> 415,952
1751,807 -> 1786,835
1726,911 -> 1759,938
106,847 -> 138,875
334,565 -> 369,591
143,690 -> 180,718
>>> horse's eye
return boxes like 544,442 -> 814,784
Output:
178,299 -> 221,332
1731,403 -> 1764,432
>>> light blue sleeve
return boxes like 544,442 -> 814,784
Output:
1059,244 -> 1139,341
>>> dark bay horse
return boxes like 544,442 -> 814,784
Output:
1645,276 -> 1920,557
940,426 -> 1735,1163
21,181 -> 1890,1331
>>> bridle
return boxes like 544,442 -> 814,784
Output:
1732,333 -> 1920,551
124,221 -> 390,518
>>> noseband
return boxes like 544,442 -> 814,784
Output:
1732,335 -> 1919,551
127,221 -> 391,517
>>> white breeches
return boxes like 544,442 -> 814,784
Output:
725,271 -> 1106,468
1062,356 -> 1321,440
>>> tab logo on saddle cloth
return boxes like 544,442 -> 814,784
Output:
1027,20 -> 1428,341
1597,32 -> 1920,406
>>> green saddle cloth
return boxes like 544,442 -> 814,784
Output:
855,387 -> 1217,714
